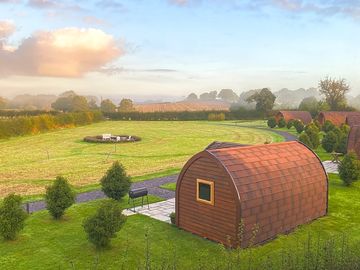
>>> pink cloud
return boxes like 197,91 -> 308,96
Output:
0,20 -> 16,39
0,27 -> 124,77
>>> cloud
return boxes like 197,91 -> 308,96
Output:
82,16 -> 108,26
0,20 -> 16,39
0,27 -> 124,77
96,0 -> 124,11
98,66 -> 179,75
28,0 -> 56,9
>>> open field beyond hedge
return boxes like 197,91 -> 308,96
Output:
0,174 -> 359,269
0,121 -> 283,197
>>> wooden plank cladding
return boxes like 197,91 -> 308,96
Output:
175,141 -> 328,248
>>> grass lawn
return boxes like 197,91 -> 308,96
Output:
159,182 -> 176,191
0,121 -> 283,198
0,174 -> 359,269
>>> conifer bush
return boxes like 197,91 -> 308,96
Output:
322,120 -> 335,133
339,152 -> 360,186
83,200 -> 126,248
45,176 -> 75,219
101,161 -> 132,201
0,194 -> 27,240
267,117 -> 277,128
299,133 -> 313,149
277,118 -> 286,128
293,120 -> 304,134
322,131 -> 338,153
286,119 -> 294,129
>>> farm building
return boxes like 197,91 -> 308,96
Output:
347,126 -> 360,158
275,111 -> 312,124
175,141 -> 328,247
318,111 -> 360,126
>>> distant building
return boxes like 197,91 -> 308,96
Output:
318,111 -> 360,126
275,111 -> 312,124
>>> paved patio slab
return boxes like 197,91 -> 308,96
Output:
123,198 -> 175,223
322,161 -> 339,174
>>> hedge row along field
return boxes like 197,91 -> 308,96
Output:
0,111 -> 103,139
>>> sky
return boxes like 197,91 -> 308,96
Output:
0,0 -> 360,99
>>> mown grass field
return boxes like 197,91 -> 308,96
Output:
0,174 -> 359,269
0,121 -> 283,197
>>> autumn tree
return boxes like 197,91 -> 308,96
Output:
118,98 -> 135,112
246,88 -> 276,116
186,93 -> 198,101
298,96 -> 319,117
0,97 -> 7,109
218,89 -> 239,103
319,76 -> 350,110
100,99 -> 116,113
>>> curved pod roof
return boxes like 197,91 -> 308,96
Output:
275,111 -> 312,124
318,111 -> 360,126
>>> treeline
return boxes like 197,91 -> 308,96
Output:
0,111 -> 103,139
0,110 -> 60,118
104,110 -> 262,121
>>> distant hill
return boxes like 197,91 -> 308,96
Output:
134,100 -> 230,112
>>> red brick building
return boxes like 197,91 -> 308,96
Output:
175,141 -> 328,247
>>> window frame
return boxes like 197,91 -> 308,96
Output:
196,179 -> 215,205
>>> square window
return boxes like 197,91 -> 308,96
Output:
196,179 -> 214,205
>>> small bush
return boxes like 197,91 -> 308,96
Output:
305,124 -> 320,149
305,122 -> 320,134
299,133 -> 313,149
322,131 -> 338,153
335,134 -> 348,154
208,113 -> 225,121
170,212 -> 176,225
313,119 -> 321,130
101,161 -> 131,201
323,120 -> 335,133
0,194 -> 27,240
340,123 -> 350,134
339,152 -> 360,186
286,119 -> 294,129
278,118 -> 286,128
267,117 -> 277,128
45,176 -> 75,219
83,200 -> 126,248
293,120 -> 304,134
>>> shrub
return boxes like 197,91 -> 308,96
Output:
299,133 -> 313,149
322,131 -> 338,153
208,113 -> 225,121
170,212 -> 176,225
323,120 -> 335,133
83,200 -> 126,248
293,120 -> 304,134
339,152 -> 360,186
286,119 -> 294,129
45,176 -> 75,219
335,134 -> 348,154
267,117 -> 277,128
340,123 -> 350,135
278,118 -> 286,128
305,124 -> 320,149
0,194 -> 27,240
101,161 -> 132,201
313,119 -> 321,130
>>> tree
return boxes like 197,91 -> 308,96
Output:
83,200 -> 126,248
299,133 -> 313,149
0,97 -> 7,109
101,161 -> 131,201
118,98 -> 135,112
322,131 -> 338,153
51,97 -> 73,112
217,89 -> 239,103
72,95 -> 89,112
305,124 -> 320,149
199,91 -> 217,101
45,176 -> 75,219
319,76 -> 350,110
88,99 -> 98,110
278,118 -> 286,128
322,120 -> 335,133
339,152 -> 360,186
335,135 -> 348,154
0,194 -> 27,240
287,120 -> 294,129
293,120 -> 304,134
246,88 -> 276,116
186,93 -> 198,101
100,99 -> 116,113
267,117 -> 277,128
298,96 -> 319,117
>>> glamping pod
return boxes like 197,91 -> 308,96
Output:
318,111 -> 360,126
347,126 -> 360,158
346,115 -> 360,127
175,141 -> 328,247
275,111 -> 312,125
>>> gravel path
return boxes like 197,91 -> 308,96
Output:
24,175 -> 178,214
23,125 -> 296,214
